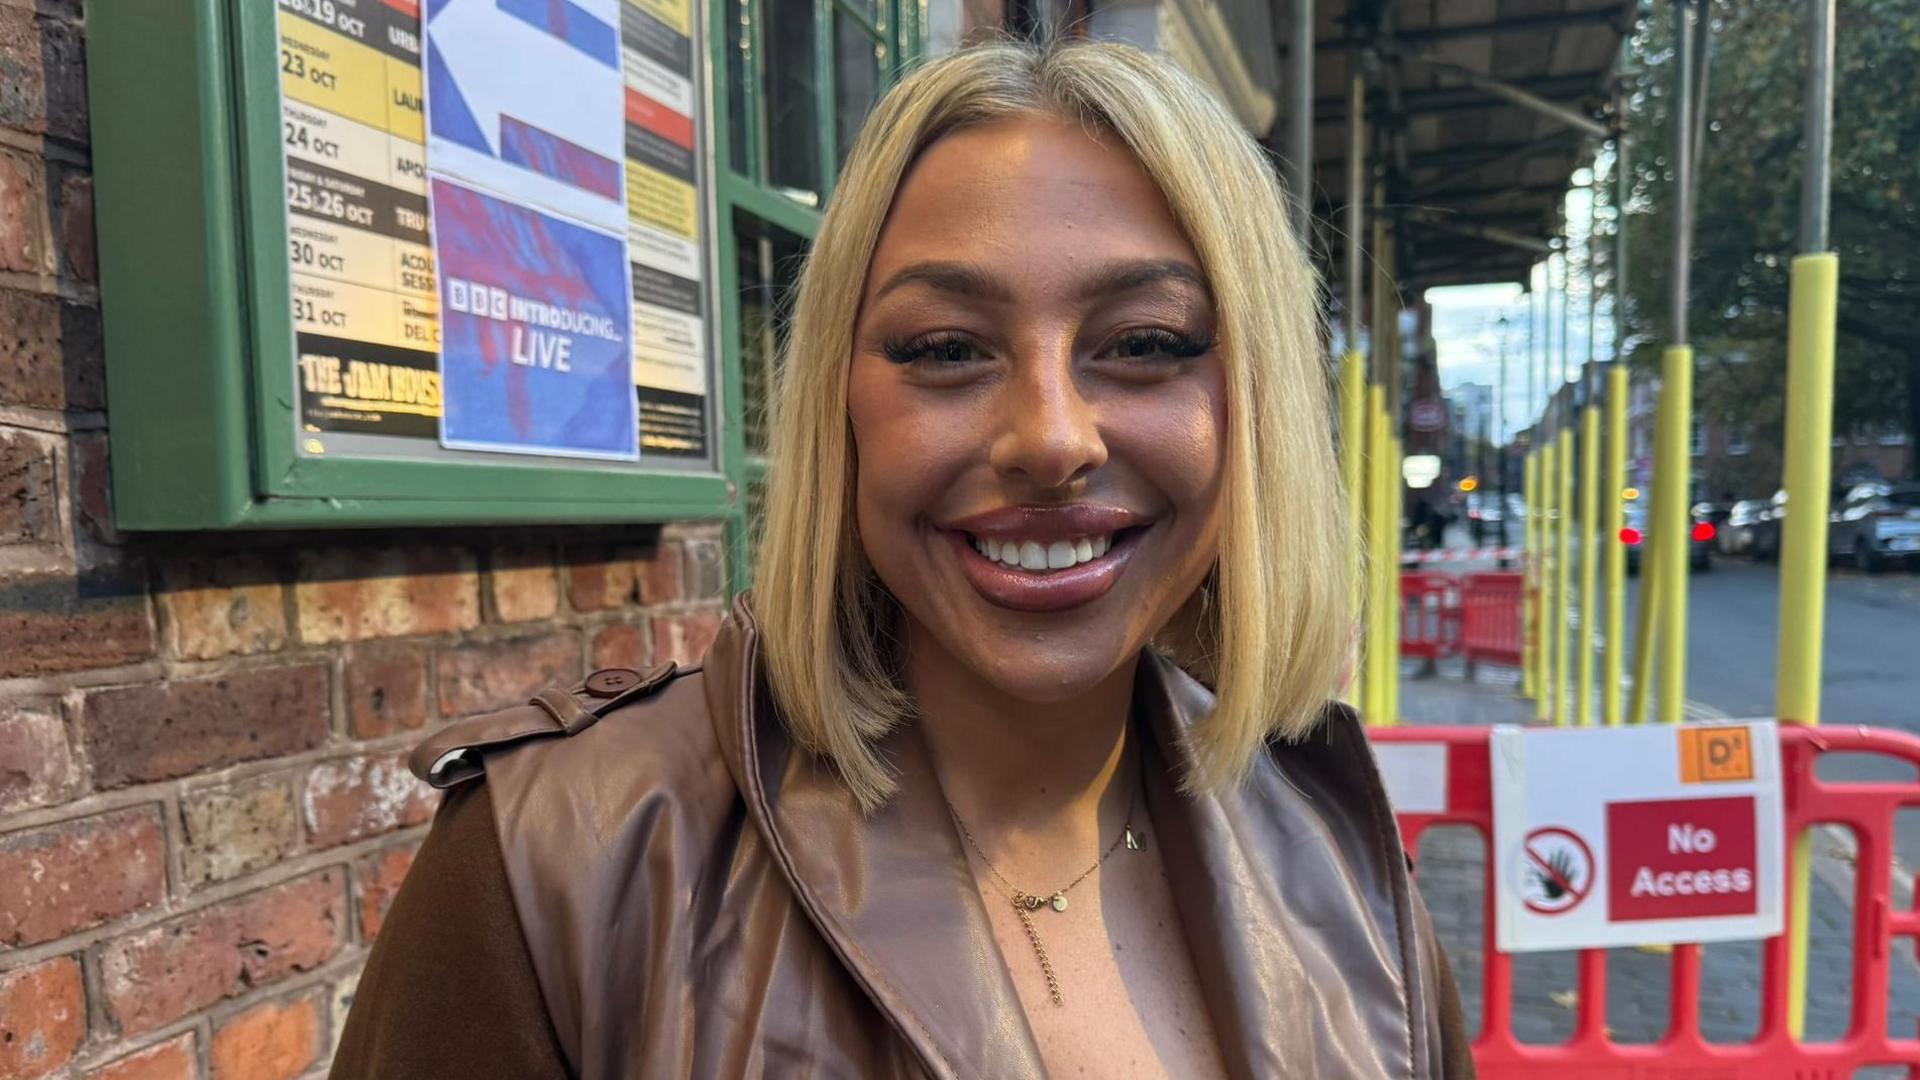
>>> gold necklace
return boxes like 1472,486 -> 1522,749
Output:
945,779 -> 1144,1007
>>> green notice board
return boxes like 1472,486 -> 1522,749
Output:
89,0 -> 739,528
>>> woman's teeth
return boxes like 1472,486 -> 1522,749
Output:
970,534 -> 1113,571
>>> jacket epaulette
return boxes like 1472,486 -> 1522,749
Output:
407,662 -> 694,789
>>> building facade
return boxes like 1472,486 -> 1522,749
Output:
0,3 -> 1285,1077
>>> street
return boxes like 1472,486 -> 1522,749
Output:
1632,558 -> 1920,732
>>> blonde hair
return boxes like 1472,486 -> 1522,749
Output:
753,40 -> 1351,811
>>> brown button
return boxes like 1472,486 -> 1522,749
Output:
583,668 -> 641,698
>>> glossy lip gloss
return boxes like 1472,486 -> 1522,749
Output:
940,504 -> 1148,613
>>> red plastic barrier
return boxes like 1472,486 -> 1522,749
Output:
1370,724 -> 1920,1076
1400,572 -> 1461,661
1460,571 -> 1524,672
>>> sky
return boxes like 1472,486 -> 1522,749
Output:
1425,181 -> 1619,445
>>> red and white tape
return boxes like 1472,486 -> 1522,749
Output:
1398,547 -> 1523,564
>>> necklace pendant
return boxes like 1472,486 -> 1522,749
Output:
1049,892 -> 1068,912
1124,826 -> 1142,851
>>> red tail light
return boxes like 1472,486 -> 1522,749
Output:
1691,522 -> 1716,542
1620,527 -> 1643,545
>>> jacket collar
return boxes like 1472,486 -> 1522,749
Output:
704,595 -> 1414,1080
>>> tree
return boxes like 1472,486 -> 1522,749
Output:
1617,0 -> 1919,490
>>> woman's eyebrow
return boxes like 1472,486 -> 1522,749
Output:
872,261 -> 1012,302
871,258 -> 1209,304
1072,258 -> 1210,302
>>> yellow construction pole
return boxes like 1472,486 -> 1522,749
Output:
1341,350 -> 1366,702
1387,434 -> 1402,727
1537,437 -> 1556,721
1369,388 -> 1396,724
1554,425 -> 1573,726
1628,411 -> 1663,728
1603,366 -> 1628,725
1577,404 -> 1600,726
1655,346 -> 1693,724
1779,252 -> 1840,1036
1522,450 -> 1539,699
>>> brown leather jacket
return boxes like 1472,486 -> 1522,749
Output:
332,597 -> 1473,1079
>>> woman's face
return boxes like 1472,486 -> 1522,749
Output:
846,117 -> 1227,704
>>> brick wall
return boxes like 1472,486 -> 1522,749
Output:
0,5 -> 731,1078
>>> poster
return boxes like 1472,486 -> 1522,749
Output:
424,0 -> 638,460
1488,721 -> 1784,953
277,0 -> 442,446
277,0 -> 713,463
620,0 -> 711,457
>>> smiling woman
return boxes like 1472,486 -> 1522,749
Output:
331,41 -> 1473,1080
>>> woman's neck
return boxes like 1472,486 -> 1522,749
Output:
903,619 -> 1142,873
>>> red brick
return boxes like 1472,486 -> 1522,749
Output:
0,7 -> 46,136
99,871 -> 344,1036
87,1033 -> 196,1080
209,995 -> 320,1080
0,701 -> 79,812
302,753 -> 435,850
56,169 -> 92,283
156,555 -> 290,660
353,843 -> 418,942
0,807 -> 163,946
0,288 -> 71,409
435,631 -> 580,717
81,666 -> 330,789
651,611 -> 725,666
565,539 -> 688,610
0,8 -> 85,141
565,545 -> 641,611
343,642 -> 428,738
489,544 -> 559,622
590,621 -> 649,670
684,537 -> 727,600
0,957 -> 83,1079
0,572 -> 153,678
0,425 -> 58,544
637,540 -> 684,605
180,778 -> 300,887
69,428 -> 113,544
0,291 -> 104,412
0,143 -> 48,274
294,547 -> 480,644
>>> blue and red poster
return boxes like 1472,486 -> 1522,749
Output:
424,0 -> 637,459
432,179 -> 636,458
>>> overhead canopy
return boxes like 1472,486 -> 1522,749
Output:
1295,0 -> 1636,294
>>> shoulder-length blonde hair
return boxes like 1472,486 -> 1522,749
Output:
753,40 -> 1351,811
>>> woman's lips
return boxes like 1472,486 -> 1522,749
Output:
943,526 -> 1142,613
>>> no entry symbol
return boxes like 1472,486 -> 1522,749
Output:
1520,826 -> 1595,915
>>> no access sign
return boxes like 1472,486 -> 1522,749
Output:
1492,722 -> 1784,953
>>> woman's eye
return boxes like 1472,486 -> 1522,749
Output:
1106,329 -> 1215,363
882,334 -> 980,366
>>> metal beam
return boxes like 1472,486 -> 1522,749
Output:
1408,130 -> 1583,200
1316,5 -> 1634,51
1318,136 -> 1571,174
1406,209 -> 1556,254
1399,51 -> 1612,139
1314,74 -> 1605,122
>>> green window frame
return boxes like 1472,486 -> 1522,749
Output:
712,0 -> 925,583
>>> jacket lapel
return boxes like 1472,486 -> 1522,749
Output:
1134,653 -> 1418,1080
705,598 -> 1047,1079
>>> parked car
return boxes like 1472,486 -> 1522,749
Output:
1622,501 -> 1714,575
1720,499 -> 1769,556
1751,489 -> 1788,561
1828,481 -> 1920,573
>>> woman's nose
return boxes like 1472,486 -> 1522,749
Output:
987,343 -> 1108,490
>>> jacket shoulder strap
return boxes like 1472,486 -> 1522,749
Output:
407,662 -> 694,788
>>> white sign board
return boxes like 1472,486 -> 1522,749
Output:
1492,721 -> 1785,953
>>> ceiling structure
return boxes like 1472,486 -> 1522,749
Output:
1287,0 -> 1638,296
